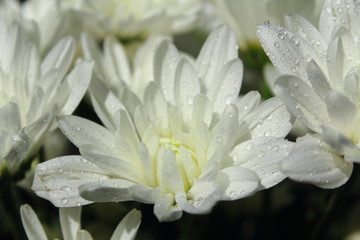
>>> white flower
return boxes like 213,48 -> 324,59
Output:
257,0 -> 360,188
20,204 -> 141,240
212,0 -> 324,50
60,0 -> 202,39
0,19 -> 93,175
33,25 -> 293,222
0,0 -> 77,54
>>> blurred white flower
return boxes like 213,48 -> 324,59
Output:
33,25 -> 293,222
61,0 -> 202,39
0,19 -> 93,175
212,0 -> 324,50
257,0 -> 360,188
0,0 -> 77,54
20,204 -> 141,240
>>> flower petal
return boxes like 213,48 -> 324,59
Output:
79,179 -> 135,202
175,182 -> 223,214
32,156 -> 110,207
196,24 -> 238,89
275,75 -> 328,132
59,207 -> 81,240
174,57 -> 201,122
325,90 -> 358,136
154,193 -> 183,222
230,137 -> 293,188
58,115 -> 115,151
216,166 -> 259,200
57,61 -> 93,115
20,204 -> 47,240
281,134 -> 353,188
110,209 -> 141,240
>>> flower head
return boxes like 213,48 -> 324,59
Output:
257,0 -> 360,188
61,0 -> 202,39
20,204 -> 141,240
212,0 -> 324,50
33,25 -> 293,221
0,19 -> 92,175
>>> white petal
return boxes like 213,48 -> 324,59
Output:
230,137 -> 293,188
59,207 -> 81,240
196,25 -> 238,89
0,102 -> 21,136
284,13 -> 327,61
153,39 -> 179,103
325,90 -> 358,136
281,135 -> 353,188
58,61 -> 93,115
79,179 -> 135,202
257,23 -> 308,81
76,230 -> 93,240
244,97 -> 292,139
174,57 -> 201,122
154,193 -> 183,222
41,36 -> 74,78
129,184 -> 162,204
275,75 -> 328,132
307,60 -> 332,100
209,59 -> 243,115
192,94 -> 213,126
209,104 -> 239,154
32,156 -> 110,207
236,91 -> 261,121
80,145 -> 143,183
89,77 -> 126,131
103,36 -> 131,84
321,125 -> 359,157
20,204 -> 47,240
110,209 -> 141,240
216,166 -> 259,200
58,115 -> 115,151
344,67 -> 360,104
175,182 -> 223,214
157,148 -> 185,193
143,82 -> 168,127
81,33 -> 106,78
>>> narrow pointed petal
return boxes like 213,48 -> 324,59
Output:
110,209 -> 141,240
20,204 -> 48,240
60,207 -> 81,240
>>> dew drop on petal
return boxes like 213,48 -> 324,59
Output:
61,198 -> 69,205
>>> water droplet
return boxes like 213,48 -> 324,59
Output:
257,152 -> 264,159
274,42 -> 280,48
61,198 -> 68,205
62,186 -> 71,191
229,191 -> 238,199
246,143 -> 254,151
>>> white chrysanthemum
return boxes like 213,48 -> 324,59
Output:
20,204 -> 141,240
0,19 -> 92,175
0,0 -> 77,54
257,0 -> 360,188
60,0 -> 202,39
212,0 -> 324,50
33,25 -> 293,222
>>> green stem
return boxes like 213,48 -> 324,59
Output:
310,165 -> 360,240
